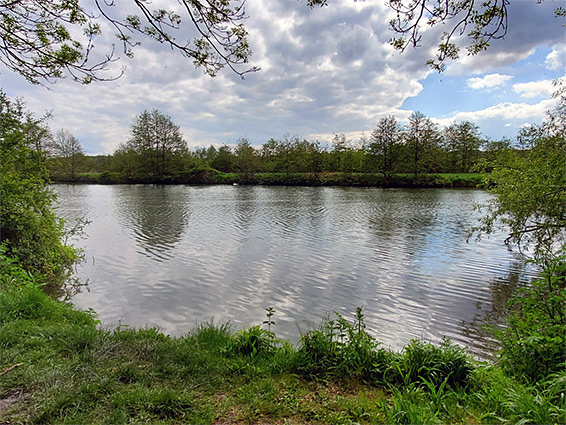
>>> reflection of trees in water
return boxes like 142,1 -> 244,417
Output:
234,186 -> 257,232
115,186 -> 190,261
460,257 -> 534,359
367,190 -> 441,251
264,187 -> 321,237
365,190 -> 443,291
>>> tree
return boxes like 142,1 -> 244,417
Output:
259,138 -> 280,173
0,90 -> 76,282
328,133 -> 348,173
482,137 -> 512,166
443,121 -> 484,173
275,135 -> 294,177
210,145 -> 234,172
122,109 -> 186,179
367,116 -> 402,181
388,0 -> 566,71
234,138 -> 257,181
404,111 -> 441,178
22,111 -> 54,159
474,96 -> 566,261
0,0 -> 258,84
112,145 -> 137,179
51,128 -> 85,180
306,140 -> 324,178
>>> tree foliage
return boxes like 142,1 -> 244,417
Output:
443,121 -> 484,173
0,91 -> 76,282
405,111 -> 442,178
100,109 -> 490,184
0,0 -> 257,84
368,115 -> 402,181
474,95 -> 566,261
495,253 -> 566,383
121,109 -> 187,179
51,128 -> 85,180
234,137 -> 257,181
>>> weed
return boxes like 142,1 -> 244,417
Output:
263,306 -> 276,333
387,338 -> 474,392
230,326 -> 277,358
385,387 -> 443,424
294,307 -> 390,381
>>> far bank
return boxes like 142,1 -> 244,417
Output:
50,171 -> 485,188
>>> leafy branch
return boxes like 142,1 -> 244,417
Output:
0,0 -> 258,85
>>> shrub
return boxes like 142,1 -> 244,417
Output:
388,338 -> 474,391
495,253 -> 566,384
294,307 -> 391,380
0,92 -> 79,284
230,326 -> 277,358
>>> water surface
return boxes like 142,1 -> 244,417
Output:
53,185 -> 533,358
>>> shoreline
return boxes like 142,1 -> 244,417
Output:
50,172 -> 485,188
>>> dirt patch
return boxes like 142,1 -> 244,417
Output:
0,391 -> 29,423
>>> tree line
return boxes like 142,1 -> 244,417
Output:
45,108 -> 525,185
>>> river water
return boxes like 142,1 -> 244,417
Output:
52,184 -> 534,358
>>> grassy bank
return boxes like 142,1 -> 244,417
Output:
1,273 -> 564,424
51,171 -> 484,188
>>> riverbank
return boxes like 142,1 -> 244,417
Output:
51,171 -> 484,188
1,277 -> 564,424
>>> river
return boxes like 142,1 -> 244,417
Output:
52,184 -> 534,358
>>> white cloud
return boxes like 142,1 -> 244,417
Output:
268,89 -> 314,108
466,74 -> 513,90
545,44 -> 566,72
435,98 -> 558,128
513,79 -> 555,98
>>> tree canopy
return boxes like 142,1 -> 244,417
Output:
473,94 -> 566,262
119,109 -> 187,179
0,90 -> 77,282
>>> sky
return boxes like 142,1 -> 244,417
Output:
1,0 -> 565,155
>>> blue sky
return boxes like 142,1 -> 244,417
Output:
1,0 -> 564,154
402,47 -> 564,139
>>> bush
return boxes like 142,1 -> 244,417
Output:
388,338 -> 474,391
96,171 -> 125,184
229,326 -> 278,357
0,92 -> 79,284
294,308 -> 391,380
495,253 -> 566,384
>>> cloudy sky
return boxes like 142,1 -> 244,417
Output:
1,0 -> 565,155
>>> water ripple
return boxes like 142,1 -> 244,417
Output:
52,185 -> 536,359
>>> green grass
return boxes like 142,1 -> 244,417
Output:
2,282 -> 564,424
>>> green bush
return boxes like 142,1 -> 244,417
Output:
229,326 -> 278,357
495,253 -> 566,384
0,92 -> 79,284
96,171 -> 126,184
388,338 -> 474,391
294,308 -> 392,380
